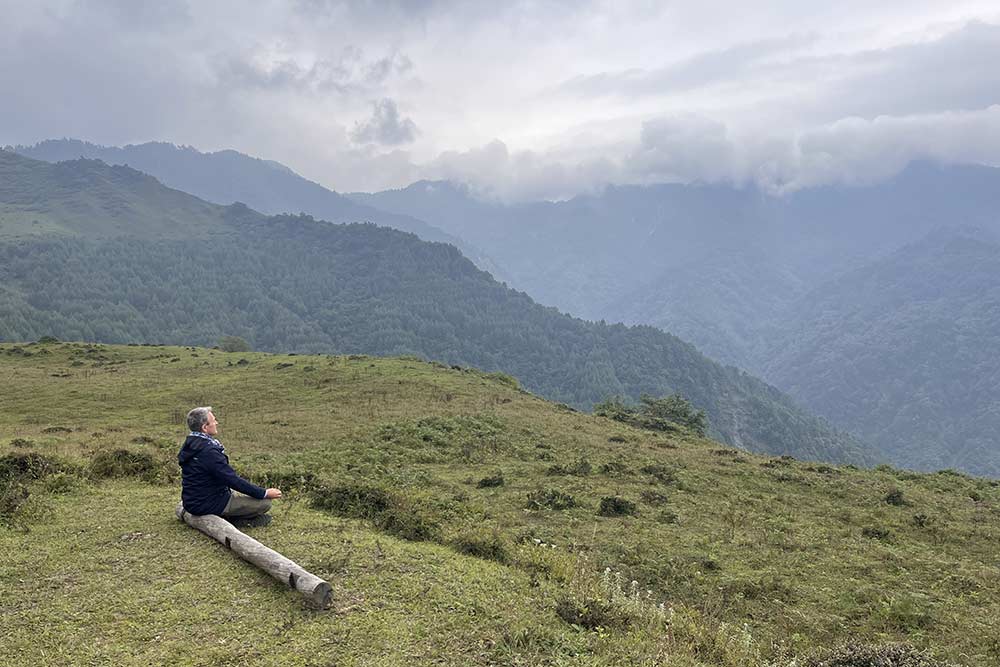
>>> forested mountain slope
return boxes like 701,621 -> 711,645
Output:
0,150 -> 872,464
15,139 -> 498,272
760,228 -> 1000,477
356,165 -> 1000,476
352,180 -> 776,326
356,165 -> 1000,373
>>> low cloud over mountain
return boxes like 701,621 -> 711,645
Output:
2,2 -> 1000,199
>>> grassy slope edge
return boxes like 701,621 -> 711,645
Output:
1,341 -> 997,666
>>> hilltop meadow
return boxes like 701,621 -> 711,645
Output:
2,340 -> 998,666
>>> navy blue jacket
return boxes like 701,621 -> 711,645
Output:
178,433 -> 266,515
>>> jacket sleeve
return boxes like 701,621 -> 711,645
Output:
201,447 -> 267,500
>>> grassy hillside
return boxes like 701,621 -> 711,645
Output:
0,150 -> 872,464
1,341 -> 998,666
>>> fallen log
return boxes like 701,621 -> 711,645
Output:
175,503 -> 332,608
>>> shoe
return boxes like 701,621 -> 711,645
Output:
230,513 -> 272,528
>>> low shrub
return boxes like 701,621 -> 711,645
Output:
0,483 -> 31,524
697,555 -> 721,571
554,596 -> 630,631
598,496 -> 636,517
641,490 -> 669,506
912,513 -> 935,528
526,488 -> 578,510
657,510 -> 679,524
0,452 -> 60,483
0,454 -> 64,529
861,526 -> 891,540
546,457 -> 592,476
484,371 -> 520,390
451,529 -> 509,564
476,471 -> 505,488
805,642 -> 953,667
640,464 -> 678,485
10,438 -> 34,448
41,472 -> 83,494
556,565 -> 670,634
599,460 -> 631,476
378,507 -> 440,541
310,482 -> 392,517
89,449 -> 164,482
310,481 -> 440,541
870,595 -> 936,633
884,488 -> 908,506
595,394 -> 707,435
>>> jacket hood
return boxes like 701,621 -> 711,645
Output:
178,434 -> 212,466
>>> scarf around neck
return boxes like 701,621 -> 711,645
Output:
188,431 -> 224,452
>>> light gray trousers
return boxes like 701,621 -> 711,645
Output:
221,491 -> 272,519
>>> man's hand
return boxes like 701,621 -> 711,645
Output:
265,488 -> 283,499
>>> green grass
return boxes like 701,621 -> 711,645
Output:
1,340 -> 998,665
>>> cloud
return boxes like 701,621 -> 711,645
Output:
774,105 -> 1000,191
809,20 -> 1000,121
2,2 -> 1000,199
76,0 -> 192,30
552,20 -> 1000,123
350,98 -> 419,145
414,105 -> 1000,200
626,115 -> 738,184
218,45 -> 413,97
555,34 -> 817,99
424,139 -> 619,201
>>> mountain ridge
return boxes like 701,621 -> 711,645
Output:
15,139 -> 504,277
0,149 -> 875,465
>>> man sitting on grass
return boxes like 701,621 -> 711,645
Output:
178,406 -> 281,527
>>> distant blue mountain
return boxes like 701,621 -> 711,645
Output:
761,227 -> 1000,476
355,162 -> 1000,475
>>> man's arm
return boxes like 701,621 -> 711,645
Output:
201,447 -> 268,500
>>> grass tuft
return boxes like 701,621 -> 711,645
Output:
598,496 -> 637,517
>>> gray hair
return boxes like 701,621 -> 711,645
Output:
186,406 -> 213,432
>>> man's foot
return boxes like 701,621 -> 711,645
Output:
230,513 -> 272,528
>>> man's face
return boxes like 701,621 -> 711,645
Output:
202,411 -> 219,436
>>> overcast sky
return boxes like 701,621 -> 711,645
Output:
3,0 -> 1000,200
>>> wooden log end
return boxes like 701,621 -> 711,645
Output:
311,582 -> 333,609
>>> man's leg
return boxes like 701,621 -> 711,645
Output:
221,491 -> 272,520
